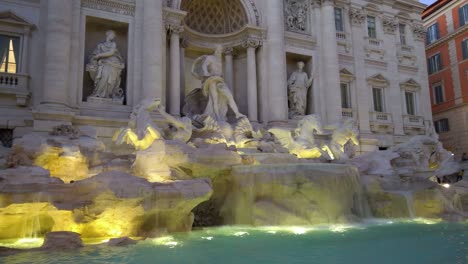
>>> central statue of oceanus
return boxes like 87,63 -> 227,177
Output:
184,45 -> 245,122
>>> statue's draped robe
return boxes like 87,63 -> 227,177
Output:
89,41 -> 125,98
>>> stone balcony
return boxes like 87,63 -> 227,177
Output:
403,115 -> 426,135
0,72 -> 30,106
369,111 -> 394,134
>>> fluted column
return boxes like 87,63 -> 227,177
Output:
265,0 -> 288,122
224,48 -> 234,91
321,0 -> 342,124
142,0 -> 164,99
40,0 -> 73,108
243,39 -> 261,122
168,25 -> 183,115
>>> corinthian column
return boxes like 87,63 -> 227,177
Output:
243,39 -> 261,122
320,0 -> 342,124
40,0 -> 73,109
265,0 -> 288,122
224,48 -> 234,91
168,25 -> 183,116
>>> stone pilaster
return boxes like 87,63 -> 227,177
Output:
320,0 -> 341,124
265,0 -> 288,122
142,0 -> 164,99
40,0 -> 73,109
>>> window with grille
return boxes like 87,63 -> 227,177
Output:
433,84 -> 444,104
340,83 -> 351,108
427,53 -> 442,74
399,24 -> 406,45
367,16 -> 377,38
372,87 -> 384,112
434,118 -> 449,133
335,8 -> 344,32
0,34 -> 20,73
405,91 -> 416,115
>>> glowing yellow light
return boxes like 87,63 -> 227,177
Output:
290,227 -> 308,235
152,236 -> 180,248
329,225 -> 350,233
411,218 -> 442,225
267,230 -> 277,234
442,183 -> 450,189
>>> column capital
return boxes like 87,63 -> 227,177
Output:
382,16 -> 398,35
223,47 -> 235,56
349,7 -> 366,26
166,24 -> 184,34
242,38 -> 262,49
411,23 -> 426,42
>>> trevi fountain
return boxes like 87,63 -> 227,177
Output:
0,1 -> 467,263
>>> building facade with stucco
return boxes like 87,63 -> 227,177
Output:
0,0 -> 431,152
423,0 -> 468,159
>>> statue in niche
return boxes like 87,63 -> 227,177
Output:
288,61 -> 313,118
284,0 -> 308,32
86,30 -> 125,103
186,45 -> 245,122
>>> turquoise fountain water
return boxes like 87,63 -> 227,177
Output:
1,221 -> 466,264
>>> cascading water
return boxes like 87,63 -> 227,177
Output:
221,163 -> 372,226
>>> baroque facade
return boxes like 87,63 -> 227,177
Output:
0,0 -> 430,152
423,0 -> 468,159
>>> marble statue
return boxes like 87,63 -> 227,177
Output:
113,98 -> 163,150
86,30 -> 125,102
288,61 -> 313,117
156,104 -> 193,143
327,119 -> 359,160
269,115 -> 331,159
114,98 -> 197,148
187,46 -> 245,122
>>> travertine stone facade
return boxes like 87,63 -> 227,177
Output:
0,0 -> 431,152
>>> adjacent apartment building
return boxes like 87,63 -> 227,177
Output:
423,0 -> 468,159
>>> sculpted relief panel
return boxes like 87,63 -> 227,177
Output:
284,0 -> 309,34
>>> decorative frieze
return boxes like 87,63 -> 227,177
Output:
81,0 -> 135,16
349,8 -> 366,26
411,24 -> 426,42
382,16 -> 398,35
284,0 -> 309,34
